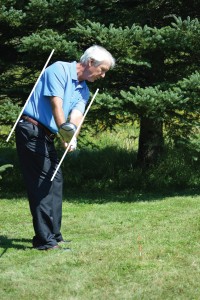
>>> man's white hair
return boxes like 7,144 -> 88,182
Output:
80,45 -> 115,68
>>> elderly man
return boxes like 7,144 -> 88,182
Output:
15,45 -> 115,251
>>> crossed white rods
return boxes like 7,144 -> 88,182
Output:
6,49 -> 99,182
50,88 -> 99,181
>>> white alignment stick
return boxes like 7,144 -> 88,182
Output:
51,88 -> 99,181
6,49 -> 55,142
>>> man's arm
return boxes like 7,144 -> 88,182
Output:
50,96 -> 65,127
50,96 -> 74,149
50,96 -> 83,150
50,97 -> 83,130
69,109 -> 83,135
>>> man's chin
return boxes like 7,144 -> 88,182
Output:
87,78 -> 96,82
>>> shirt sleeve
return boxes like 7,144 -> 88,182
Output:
72,84 -> 90,114
42,62 -> 67,99
72,99 -> 87,114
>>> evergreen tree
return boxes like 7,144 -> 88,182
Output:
72,17 -> 200,164
0,1 -> 199,165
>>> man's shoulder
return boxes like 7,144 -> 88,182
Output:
51,61 -> 76,69
48,61 -> 68,70
51,61 -> 77,77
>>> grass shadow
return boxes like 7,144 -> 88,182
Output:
0,191 -> 27,200
63,187 -> 200,204
0,187 -> 199,204
0,236 -> 32,257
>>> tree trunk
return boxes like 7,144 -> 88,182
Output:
137,116 -> 164,166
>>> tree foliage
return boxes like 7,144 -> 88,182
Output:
0,0 -> 199,164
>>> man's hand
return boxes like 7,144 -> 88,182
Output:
59,122 -> 77,143
63,136 -> 77,152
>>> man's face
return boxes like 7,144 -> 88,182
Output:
85,60 -> 110,82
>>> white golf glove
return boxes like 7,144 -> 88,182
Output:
69,136 -> 77,151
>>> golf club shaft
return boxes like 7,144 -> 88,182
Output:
50,88 -> 99,181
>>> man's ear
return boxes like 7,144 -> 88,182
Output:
88,58 -> 94,66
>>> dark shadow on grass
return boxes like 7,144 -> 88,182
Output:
0,236 -> 32,257
63,187 -> 200,204
1,146 -> 199,202
0,187 -> 199,204
0,191 -> 27,200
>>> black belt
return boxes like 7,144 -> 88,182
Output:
21,115 -> 56,139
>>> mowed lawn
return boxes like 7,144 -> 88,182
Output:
0,193 -> 200,300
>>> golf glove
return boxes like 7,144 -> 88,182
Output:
59,122 -> 77,143
69,136 -> 77,151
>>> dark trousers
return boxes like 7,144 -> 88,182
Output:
15,119 -> 63,249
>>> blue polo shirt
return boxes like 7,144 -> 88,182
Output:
23,61 -> 90,133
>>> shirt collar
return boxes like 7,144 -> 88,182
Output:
71,61 -> 78,80
71,61 -> 85,89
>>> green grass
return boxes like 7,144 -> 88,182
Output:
0,193 -> 200,300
